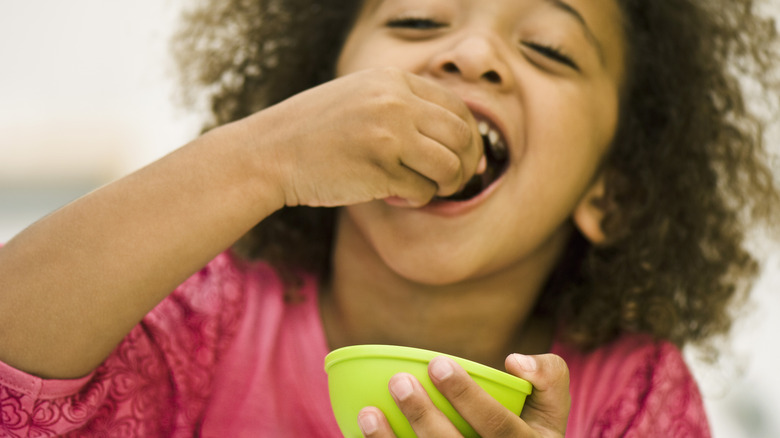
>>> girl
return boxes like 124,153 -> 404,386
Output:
0,0 -> 778,436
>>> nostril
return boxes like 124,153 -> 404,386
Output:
442,62 -> 460,74
482,70 -> 501,84
441,62 -> 502,84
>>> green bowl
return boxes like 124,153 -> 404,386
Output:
324,345 -> 532,437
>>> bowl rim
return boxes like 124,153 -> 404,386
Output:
324,344 -> 532,394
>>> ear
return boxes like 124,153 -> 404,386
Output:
573,173 -> 608,245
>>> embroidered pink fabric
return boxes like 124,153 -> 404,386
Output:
0,253 -> 711,437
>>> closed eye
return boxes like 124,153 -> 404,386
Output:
386,18 -> 447,30
522,42 -> 580,71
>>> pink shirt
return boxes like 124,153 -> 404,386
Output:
0,252 -> 710,437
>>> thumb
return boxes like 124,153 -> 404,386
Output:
505,353 -> 570,436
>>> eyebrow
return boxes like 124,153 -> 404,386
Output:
545,0 -> 605,65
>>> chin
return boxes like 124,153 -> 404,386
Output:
380,247 -> 486,286
340,204 -> 505,286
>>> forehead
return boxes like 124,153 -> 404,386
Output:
357,0 -> 623,22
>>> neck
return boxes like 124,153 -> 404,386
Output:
321,210 -> 566,369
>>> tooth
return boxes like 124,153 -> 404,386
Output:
478,121 -> 490,136
488,129 -> 500,147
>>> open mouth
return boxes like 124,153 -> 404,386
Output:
436,117 -> 510,202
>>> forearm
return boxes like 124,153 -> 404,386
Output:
0,119 -> 284,379
0,67 -> 484,380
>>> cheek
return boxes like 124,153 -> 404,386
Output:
336,26 -> 433,77
335,23 -> 392,77
526,88 -> 595,152
336,42 -> 378,76
595,88 -> 621,147
337,41 -> 422,77
537,82 -> 619,157
335,36 -> 360,77
516,87 -> 614,206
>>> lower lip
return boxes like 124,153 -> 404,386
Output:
417,176 -> 504,217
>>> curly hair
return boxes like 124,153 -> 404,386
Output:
172,0 -> 780,355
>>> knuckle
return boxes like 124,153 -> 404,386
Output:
439,154 -> 464,188
374,93 -> 406,113
377,65 -> 404,78
452,118 -> 473,149
549,354 -> 570,381
441,377 -> 473,404
372,127 -> 397,149
537,354 -> 570,391
402,402 -> 431,425
366,128 -> 399,162
451,96 -> 472,120
484,411 -> 515,437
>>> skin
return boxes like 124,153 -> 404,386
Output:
335,0 -> 624,287
326,0 -> 625,435
0,0 -> 625,436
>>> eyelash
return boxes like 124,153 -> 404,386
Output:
386,17 -> 446,30
386,18 -> 579,71
522,42 -> 580,71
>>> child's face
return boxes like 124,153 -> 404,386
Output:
336,0 -> 626,284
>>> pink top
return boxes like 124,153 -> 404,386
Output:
0,252 -> 710,437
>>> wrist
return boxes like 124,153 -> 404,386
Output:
207,113 -> 290,216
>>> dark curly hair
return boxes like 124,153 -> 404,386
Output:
172,0 -> 780,356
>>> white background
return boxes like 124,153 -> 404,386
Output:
1,1 -> 779,436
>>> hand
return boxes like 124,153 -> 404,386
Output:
242,67 -> 483,208
357,354 -> 570,437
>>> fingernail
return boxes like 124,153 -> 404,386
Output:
477,155 -> 488,175
384,196 -> 414,207
430,356 -> 455,381
389,374 -> 415,401
358,410 -> 379,435
512,354 -> 538,372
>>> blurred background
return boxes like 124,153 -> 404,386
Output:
1,1 -> 778,436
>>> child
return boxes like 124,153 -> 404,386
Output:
0,0 -> 778,436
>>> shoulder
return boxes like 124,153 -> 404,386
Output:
555,334 -> 711,437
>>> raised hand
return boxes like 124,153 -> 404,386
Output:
243,67 -> 484,208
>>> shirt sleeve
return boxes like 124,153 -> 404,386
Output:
589,341 -> 711,438
0,252 -> 249,438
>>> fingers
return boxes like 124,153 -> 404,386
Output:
358,407 -> 395,437
360,355 -> 569,437
404,73 -> 473,123
505,354 -> 570,435
387,372 -> 463,436
385,165 -> 440,207
278,67 -> 483,208
403,73 -> 483,197
358,372 -> 464,437
428,356 -> 535,437
399,136 -> 466,197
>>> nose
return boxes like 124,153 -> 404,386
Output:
429,35 -> 512,89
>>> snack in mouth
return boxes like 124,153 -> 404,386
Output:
438,118 -> 509,201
